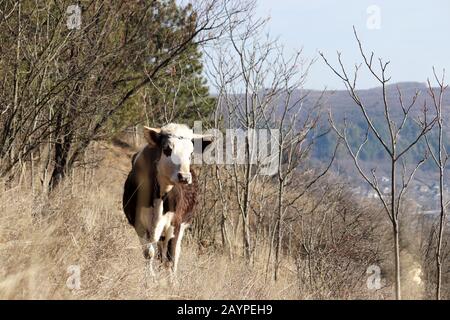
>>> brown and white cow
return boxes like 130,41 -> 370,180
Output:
122,123 -> 213,276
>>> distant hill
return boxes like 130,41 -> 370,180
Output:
296,82 -> 450,173
303,81 -> 446,119
219,82 -> 449,176
218,82 -> 449,208
290,82 -> 450,208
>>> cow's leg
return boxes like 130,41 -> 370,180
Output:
135,221 -> 156,281
141,238 -> 156,278
157,239 -> 164,261
169,223 -> 188,275
148,198 -> 165,243
153,210 -> 174,265
161,225 -> 175,266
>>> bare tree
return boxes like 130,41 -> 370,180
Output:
262,55 -> 337,281
205,5 -> 274,262
0,0 -> 250,190
425,68 -> 448,300
321,27 -> 436,299
206,5 -> 336,275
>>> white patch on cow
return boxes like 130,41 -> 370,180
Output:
172,223 -> 188,273
147,242 -> 156,258
157,124 -> 195,185
165,224 -> 175,239
161,123 -> 194,140
138,232 -> 155,257
148,199 -> 174,243
145,243 -> 156,278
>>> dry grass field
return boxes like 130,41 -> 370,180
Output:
0,139 -> 438,300
0,141 -> 299,300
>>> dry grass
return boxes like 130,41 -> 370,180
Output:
0,141 -> 432,300
0,142 -> 297,300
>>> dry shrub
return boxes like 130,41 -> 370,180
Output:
287,182 -> 389,299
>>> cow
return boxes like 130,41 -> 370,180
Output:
122,123 -> 213,277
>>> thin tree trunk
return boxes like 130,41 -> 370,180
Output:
215,166 -> 232,258
436,118 -> 445,300
49,130 -> 72,190
392,156 -> 402,300
274,179 -> 284,281
393,219 -> 401,300
242,137 -> 252,262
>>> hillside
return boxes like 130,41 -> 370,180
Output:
303,82 -> 450,161
291,82 -> 450,208
0,140 -> 299,299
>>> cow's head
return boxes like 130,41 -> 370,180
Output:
144,123 -> 213,185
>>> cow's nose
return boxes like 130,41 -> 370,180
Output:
177,172 -> 192,184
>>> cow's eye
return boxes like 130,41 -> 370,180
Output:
163,146 -> 172,157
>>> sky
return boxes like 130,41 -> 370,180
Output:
252,0 -> 450,90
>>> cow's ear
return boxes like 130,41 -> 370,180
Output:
193,134 -> 214,153
143,126 -> 161,147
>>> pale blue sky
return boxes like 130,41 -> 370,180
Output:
255,0 -> 450,90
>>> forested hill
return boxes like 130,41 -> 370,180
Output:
222,82 -> 449,174
300,82 -> 450,174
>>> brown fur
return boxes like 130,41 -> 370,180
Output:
122,146 -> 161,226
166,170 -> 198,228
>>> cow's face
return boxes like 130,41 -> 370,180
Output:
144,124 -> 213,185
